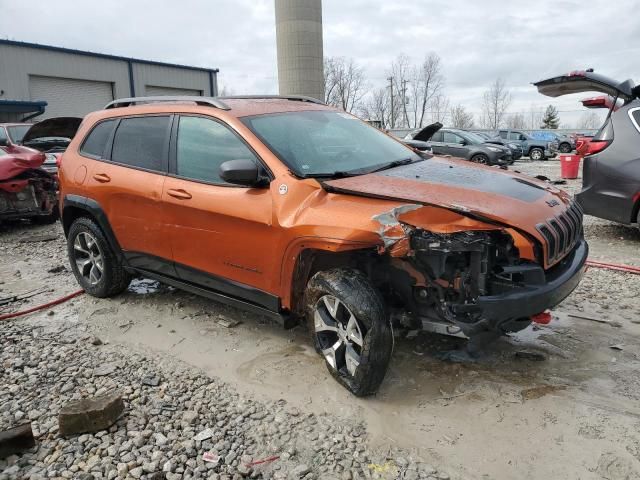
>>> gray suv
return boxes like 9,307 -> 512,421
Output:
497,129 -> 555,160
535,70 -> 640,226
406,126 -> 512,165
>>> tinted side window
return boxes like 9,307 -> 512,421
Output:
443,132 -> 460,143
0,128 -> 7,144
508,132 -> 521,141
176,116 -> 258,184
111,116 -> 170,171
80,120 -> 116,158
499,131 -> 508,139
430,131 -> 443,142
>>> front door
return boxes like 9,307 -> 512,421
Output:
442,131 -> 469,158
162,115 -> 279,308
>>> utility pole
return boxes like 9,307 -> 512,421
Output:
388,76 -> 394,129
401,79 -> 409,128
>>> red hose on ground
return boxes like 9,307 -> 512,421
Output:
0,289 -> 84,321
585,260 -> 640,275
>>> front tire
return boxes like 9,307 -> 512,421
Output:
559,143 -> 572,153
305,268 -> 393,397
471,154 -> 489,164
529,147 -> 544,161
67,217 -> 131,297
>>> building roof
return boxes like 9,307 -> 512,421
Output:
0,39 -> 219,74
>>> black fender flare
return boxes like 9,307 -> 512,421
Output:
62,194 -> 124,262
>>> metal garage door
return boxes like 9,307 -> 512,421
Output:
29,75 -> 114,119
145,85 -> 203,96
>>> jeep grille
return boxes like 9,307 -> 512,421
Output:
536,201 -> 583,266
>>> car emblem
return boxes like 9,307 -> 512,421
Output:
546,199 -> 560,207
278,184 -> 288,195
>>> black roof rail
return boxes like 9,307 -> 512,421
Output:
218,95 -> 325,105
104,96 -> 231,110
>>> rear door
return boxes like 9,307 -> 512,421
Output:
162,114 -> 278,307
85,115 -> 174,274
428,130 -> 447,155
534,71 -> 636,101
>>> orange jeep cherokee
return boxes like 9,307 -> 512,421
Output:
59,95 -> 588,396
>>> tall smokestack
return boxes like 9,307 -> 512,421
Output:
274,0 -> 324,102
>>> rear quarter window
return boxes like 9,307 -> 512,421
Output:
111,116 -> 170,172
80,120 -> 116,158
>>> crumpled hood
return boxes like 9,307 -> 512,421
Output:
0,146 -> 46,181
323,156 -> 573,240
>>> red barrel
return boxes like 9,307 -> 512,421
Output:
560,154 -> 581,179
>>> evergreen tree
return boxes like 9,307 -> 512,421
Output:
540,105 -> 560,129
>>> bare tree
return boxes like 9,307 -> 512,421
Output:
430,94 -> 450,124
323,57 -> 367,113
408,53 -> 444,128
359,87 -> 391,129
527,105 -> 544,130
577,111 -> 601,129
388,54 -> 412,128
481,78 -> 512,129
449,104 -> 474,129
506,112 -> 527,129
219,84 -> 234,96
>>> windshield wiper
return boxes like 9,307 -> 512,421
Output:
362,157 -> 420,174
303,170 -> 358,179
303,157 -> 421,179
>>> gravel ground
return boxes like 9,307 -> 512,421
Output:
2,157 -> 640,480
1,317 -> 447,480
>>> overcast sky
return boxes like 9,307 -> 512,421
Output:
2,0 -> 638,127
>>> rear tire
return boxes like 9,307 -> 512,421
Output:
471,154 -> 489,164
559,143 -> 572,153
67,217 -> 131,297
305,268 -> 393,397
529,147 -> 544,161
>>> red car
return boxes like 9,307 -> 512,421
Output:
0,144 -> 58,224
0,118 -> 82,174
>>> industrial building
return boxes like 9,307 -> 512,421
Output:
0,39 -> 219,122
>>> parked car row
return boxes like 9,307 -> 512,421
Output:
396,125 -> 557,164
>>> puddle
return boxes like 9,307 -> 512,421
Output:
128,278 -> 163,294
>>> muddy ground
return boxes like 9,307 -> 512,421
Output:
2,159 -> 640,480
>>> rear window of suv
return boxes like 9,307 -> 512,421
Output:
80,120 -> 116,158
111,116 -> 170,171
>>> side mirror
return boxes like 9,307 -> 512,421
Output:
219,159 -> 268,187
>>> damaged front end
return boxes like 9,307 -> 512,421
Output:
0,149 -> 58,223
375,211 -> 588,339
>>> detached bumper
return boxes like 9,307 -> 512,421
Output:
455,239 -> 588,333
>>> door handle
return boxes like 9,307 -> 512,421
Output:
93,173 -> 111,183
167,188 -> 192,200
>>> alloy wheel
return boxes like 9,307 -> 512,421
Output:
530,149 -> 543,160
73,231 -> 104,285
313,295 -> 364,377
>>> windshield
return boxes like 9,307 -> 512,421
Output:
458,131 -> 487,145
6,125 -> 31,143
242,111 -> 420,177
